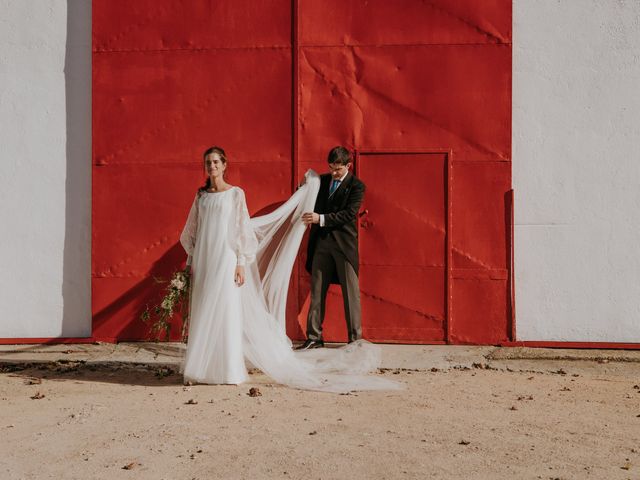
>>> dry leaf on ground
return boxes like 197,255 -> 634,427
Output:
248,387 -> 261,397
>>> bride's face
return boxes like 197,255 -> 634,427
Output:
205,152 -> 226,179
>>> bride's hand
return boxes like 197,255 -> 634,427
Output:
234,265 -> 245,286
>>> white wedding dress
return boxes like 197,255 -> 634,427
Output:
179,170 -> 401,393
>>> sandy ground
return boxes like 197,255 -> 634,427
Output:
1,359 -> 639,480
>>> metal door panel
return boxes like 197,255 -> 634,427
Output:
357,152 -> 447,342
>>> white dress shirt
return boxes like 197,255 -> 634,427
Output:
319,170 -> 349,227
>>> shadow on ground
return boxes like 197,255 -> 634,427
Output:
1,363 -> 185,387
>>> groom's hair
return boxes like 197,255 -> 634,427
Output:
327,146 -> 352,165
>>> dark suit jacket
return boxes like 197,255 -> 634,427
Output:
305,172 -> 366,282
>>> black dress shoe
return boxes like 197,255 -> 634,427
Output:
294,339 -> 324,350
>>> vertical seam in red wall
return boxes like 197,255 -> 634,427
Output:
291,0 -> 300,334
90,1 -> 96,339
291,0 -> 299,190
446,150 -> 453,343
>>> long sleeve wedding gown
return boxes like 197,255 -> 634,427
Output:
179,170 -> 401,393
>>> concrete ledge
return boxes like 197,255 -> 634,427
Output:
1,343 -> 639,374
487,346 -> 640,362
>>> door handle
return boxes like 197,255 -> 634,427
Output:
359,209 -> 371,228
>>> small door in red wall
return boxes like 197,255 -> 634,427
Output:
357,152 -> 448,342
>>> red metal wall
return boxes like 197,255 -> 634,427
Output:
92,0 -> 512,344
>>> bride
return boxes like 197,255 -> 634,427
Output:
179,146 -> 400,393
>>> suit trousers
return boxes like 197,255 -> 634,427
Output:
306,234 -> 362,342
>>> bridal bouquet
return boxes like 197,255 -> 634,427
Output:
141,267 -> 191,342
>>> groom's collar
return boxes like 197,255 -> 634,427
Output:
330,170 -> 350,183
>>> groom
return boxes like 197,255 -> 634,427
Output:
298,146 -> 365,349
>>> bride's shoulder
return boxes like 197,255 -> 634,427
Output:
228,185 -> 246,199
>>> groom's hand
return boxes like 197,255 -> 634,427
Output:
302,212 -> 319,226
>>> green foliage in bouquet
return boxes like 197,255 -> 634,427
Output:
141,268 -> 191,342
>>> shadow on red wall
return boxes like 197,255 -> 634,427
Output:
92,243 -> 187,342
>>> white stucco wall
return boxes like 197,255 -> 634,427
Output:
513,0 -> 640,342
1,1 -> 638,343
0,0 -> 91,338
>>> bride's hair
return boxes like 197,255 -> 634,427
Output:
199,146 -> 228,192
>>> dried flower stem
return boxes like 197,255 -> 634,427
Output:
141,268 -> 191,342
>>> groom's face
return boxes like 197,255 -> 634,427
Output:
329,161 -> 350,180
